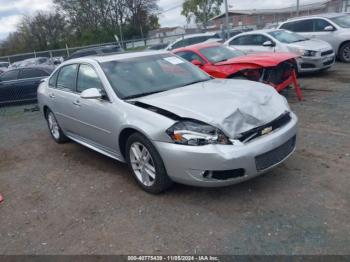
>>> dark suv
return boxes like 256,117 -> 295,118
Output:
67,45 -> 123,60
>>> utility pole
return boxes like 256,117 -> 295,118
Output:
224,0 -> 229,40
296,0 -> 300,16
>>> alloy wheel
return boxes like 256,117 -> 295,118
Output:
129,142 -> 156,186
47,112 -> 60,140
343,45 -> 350,62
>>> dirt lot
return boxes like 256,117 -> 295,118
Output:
0,63 -> 349,255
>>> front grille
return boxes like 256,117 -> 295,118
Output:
321,50 -> 333,56
238,112 -> 291,143
300,63 -> 316,69
323,58 -> 334,66
255,136 -> 296,171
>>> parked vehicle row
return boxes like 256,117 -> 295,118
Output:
38,51 -> 297,193
224,29 -> 335,73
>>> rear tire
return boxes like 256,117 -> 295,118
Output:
126,133 -> 173,194
45,109 -> 69,143
339,42 -> 350,63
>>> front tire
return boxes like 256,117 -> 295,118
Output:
46,109 -> 69,143
339,42 -> 350,63
126,133 -> 173,194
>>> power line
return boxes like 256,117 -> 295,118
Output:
157,4 -> 183,15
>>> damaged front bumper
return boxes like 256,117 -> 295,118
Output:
154,112 -> 298,187
296,53 -> 335,73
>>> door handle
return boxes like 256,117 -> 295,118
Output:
73,100 -> 81,107
49,93 -> 55,98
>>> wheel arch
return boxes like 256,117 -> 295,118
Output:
118,127 -> 151,159
338,40 -> 350,57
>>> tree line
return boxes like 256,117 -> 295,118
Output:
0,0 -> 224,57
0,0 -> 160,56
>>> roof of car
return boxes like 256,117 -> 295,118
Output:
173,42 -> 221,52
2,65 -> 54,73
180,32 -> 218,39
284,12 -> 345,22
65,50 -> 170,64
73,44 -> 121,53
229,29 -> 283,38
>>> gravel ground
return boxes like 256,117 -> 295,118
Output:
0,63 -> 349,255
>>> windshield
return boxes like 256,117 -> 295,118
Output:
330,15 -> 350,28
200,46 -> 244,63
101,54 -> 210,99
268,30 -> 307,43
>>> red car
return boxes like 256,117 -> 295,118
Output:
173,43 -> 303,100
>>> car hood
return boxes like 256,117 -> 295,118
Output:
214,52 -> 298,67
287,38 -> 332,51
133,79 -> 290,138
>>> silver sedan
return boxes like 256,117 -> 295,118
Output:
38,51 -> 298,193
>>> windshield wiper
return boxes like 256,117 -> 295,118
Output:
216,58 -> 228,63
182,79 -> 210,87
124,90 -> 165,100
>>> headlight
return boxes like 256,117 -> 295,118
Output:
303,50 -> 317,57
166,120 -> 232,146
289,47 -> 304,56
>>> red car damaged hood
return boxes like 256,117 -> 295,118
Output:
215,52 -> 298,68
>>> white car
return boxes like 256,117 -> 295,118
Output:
224,29 -> 335,73
278,13 -> 350,62
165,33 -> 221,51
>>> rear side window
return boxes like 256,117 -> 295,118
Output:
57,64 -> 78,91
77,64 -> 103,93
188,36 -> 210,45
229,35 -> 252,45
49,70 -> 59,88
230,34 -> 269,45
171,39 -> 189,50
280,22 -> 295,31
282,20 -> 313,32
0,70 -> 19,81
19,68 -> 49,79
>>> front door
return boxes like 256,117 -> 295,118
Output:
71,64 -> 117,153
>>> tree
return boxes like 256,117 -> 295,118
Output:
181,0 -> 223,29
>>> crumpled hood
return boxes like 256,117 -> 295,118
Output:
287,39 -> 332,52
215,52 -> 298,67
134,79 -> 290,138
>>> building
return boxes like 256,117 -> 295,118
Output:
210,0 -> 345,29
148,27 -> 186,38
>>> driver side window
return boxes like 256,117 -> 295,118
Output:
175,51 -> 205,64
77,64 -> 103,93
313,19 -> 333,32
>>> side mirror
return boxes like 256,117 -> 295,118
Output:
324,25 -> 335,31
80,88 -> 102,99
262,40 -> 275,47
191,59 -> 203,66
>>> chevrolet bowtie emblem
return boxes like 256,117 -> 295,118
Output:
261,126 -> 273,135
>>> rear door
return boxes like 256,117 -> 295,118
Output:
18,68 -> 50,101
50,64 -> 81,134
0,69 -> 19,104
281,19 -> 314,38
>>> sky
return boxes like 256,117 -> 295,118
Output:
0,0 -> 326,40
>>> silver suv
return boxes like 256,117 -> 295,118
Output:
279,13 -> 350,62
